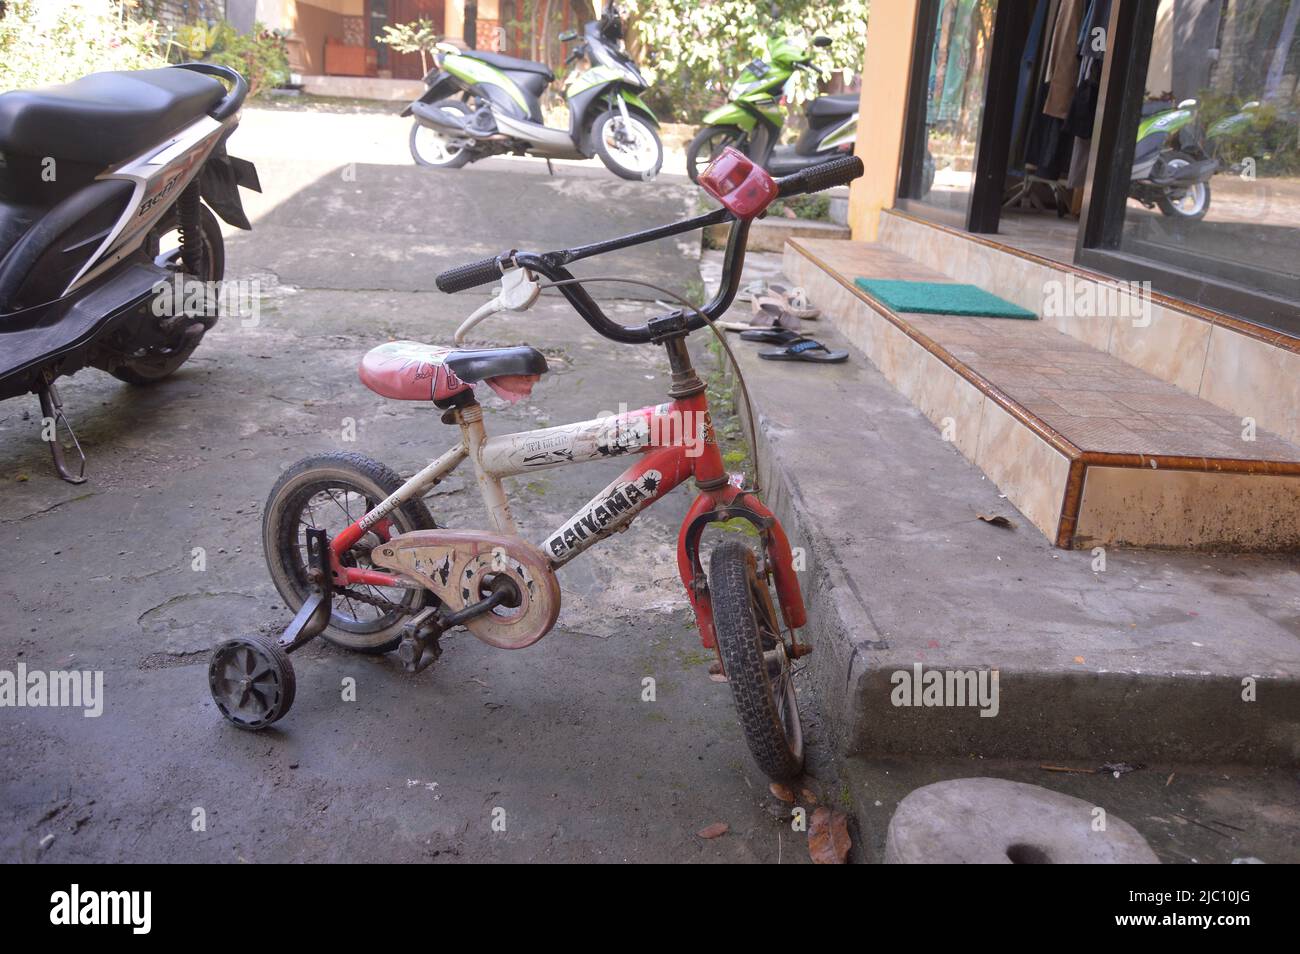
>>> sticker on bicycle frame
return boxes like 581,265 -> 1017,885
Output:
545,469 -> 663,559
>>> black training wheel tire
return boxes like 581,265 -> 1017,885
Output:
209,634 -> 296,730
709,539 -> 805,781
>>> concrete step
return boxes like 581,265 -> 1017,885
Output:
723,281 -> 1300,766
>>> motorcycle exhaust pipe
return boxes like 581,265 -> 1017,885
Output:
411,101 -> 469,136
410,102 -> 506,142
1156,157 -> 1218,185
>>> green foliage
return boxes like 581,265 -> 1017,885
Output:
767,193 -> 831,221
0,0 -> 164,92
622,0 -> 869,123
199,23 -> 291,98
375,19 -> 440,76
1197,89 -> 1300,176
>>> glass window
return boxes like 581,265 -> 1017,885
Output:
903,0 -> 1000,216
1117,0 -> 1300,307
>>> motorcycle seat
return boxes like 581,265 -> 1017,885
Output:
460,50 -> 555,82
806,94 -> 859,119
1140,99 -> 1174,117
359,341 -> 549,408
0,67 -> 225,169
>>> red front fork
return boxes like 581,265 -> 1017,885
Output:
675,481 -> 807,651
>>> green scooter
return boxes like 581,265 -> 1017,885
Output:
1130,98 -> 1218,220
686,35 -> 859,184
403,3 -> 662,180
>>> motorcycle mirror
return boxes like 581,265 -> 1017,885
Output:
558,29 -> 578,42
813,35 -> 832,48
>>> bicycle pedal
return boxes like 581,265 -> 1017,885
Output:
398,609 -> 444,673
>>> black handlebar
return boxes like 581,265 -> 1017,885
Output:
435,154 -> 864,344
173,62 -> 249,121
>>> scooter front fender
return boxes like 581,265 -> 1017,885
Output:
619,89 -> 658,126
703,102 -> 757,131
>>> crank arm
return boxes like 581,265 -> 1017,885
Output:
439,583 -> 511,628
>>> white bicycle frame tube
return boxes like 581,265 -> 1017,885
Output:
354,401 -> 678,569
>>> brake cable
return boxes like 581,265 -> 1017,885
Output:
533,274 -> 762,495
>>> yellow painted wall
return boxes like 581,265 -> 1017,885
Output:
447,0 -> 465,41
847,0 -> 920,241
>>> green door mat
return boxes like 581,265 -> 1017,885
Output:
854,278 -> 1037,319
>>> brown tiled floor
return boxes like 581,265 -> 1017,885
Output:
804,241 -> 1300,463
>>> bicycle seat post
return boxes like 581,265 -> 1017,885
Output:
648,313 -> 704,399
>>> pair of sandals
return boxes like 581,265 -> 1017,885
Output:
723,282 -> 848,364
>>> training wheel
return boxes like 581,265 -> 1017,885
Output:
208,634 -> 297,730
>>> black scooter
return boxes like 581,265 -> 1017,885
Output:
0,63 -> 260,482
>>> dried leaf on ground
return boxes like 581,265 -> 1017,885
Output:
976,513 -> 1016,529
808,807 -> 851,864
769,782 -> 795,803
697,822 -> 729,839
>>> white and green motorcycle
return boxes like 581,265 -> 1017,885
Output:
403,4 -> 661,180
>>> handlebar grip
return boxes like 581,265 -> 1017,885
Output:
777,155 -> 864,198
436,255 -> 504,293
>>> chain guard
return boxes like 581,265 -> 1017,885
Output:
370,530 -> 560,649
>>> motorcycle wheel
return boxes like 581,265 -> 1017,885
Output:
1156,152 -> 1211,220
593,109 -> 662,180
686,124 -> 745,184
111,201 -> 224,386
410,100 -> 473,168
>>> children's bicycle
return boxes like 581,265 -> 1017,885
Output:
207,149 -> 863,781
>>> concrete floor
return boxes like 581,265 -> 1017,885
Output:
3,105 -> 1295,864
0,145 -> 828,862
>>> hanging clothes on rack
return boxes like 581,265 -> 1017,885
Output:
1044,0 -> 1086,119
1064,0 -> 1111,188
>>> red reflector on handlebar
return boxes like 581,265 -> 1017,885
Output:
698,147 -> 778,220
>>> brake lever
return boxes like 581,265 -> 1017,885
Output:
453,267 -> 540,344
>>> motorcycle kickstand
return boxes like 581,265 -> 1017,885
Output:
36,381 -> 87,484
277,528 -> 334,653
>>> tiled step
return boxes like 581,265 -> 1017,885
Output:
784,237 -> 1300,550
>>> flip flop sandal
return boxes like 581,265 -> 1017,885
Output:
766,283 -> 820,320
718,298 -> 802,333
758,337 -> 849,363
740,327 -> 802,344
734,278 -> 768,303
751,295 -> 803,332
